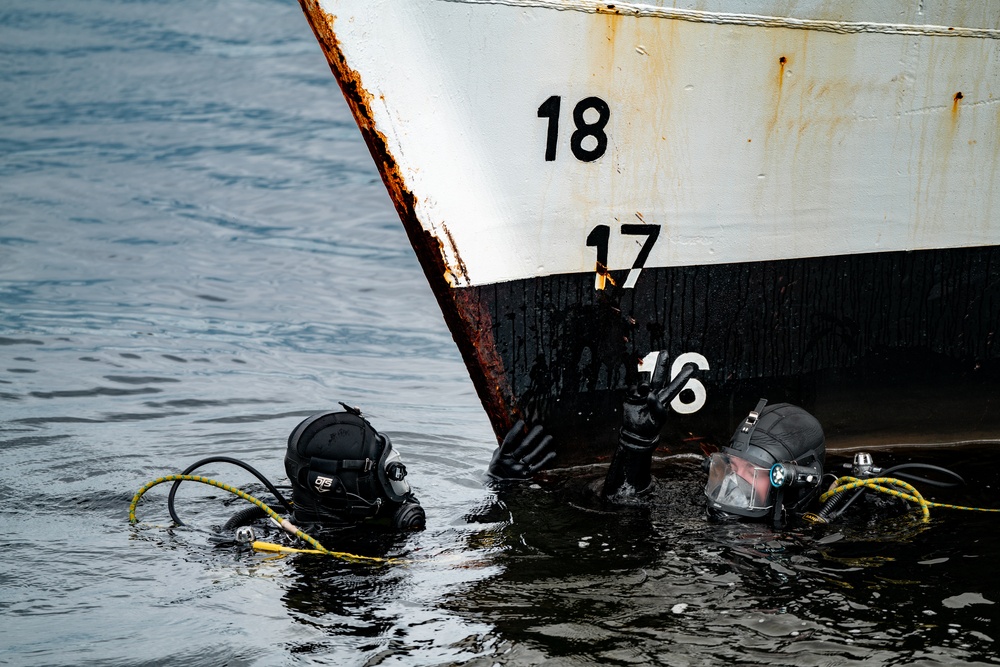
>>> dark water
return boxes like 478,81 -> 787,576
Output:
2,2 -> 999,665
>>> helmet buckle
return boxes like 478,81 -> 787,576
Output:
741,398 -> 768,433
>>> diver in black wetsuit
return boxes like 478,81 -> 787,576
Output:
162,402 -> 427,548
485,355 -> 703,499
700,398 -> 826,528
486,353 -> 964,528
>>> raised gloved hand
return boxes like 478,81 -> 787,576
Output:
486,420 -> 555,482
619,357 -> 699,451
604,357 -> 700,500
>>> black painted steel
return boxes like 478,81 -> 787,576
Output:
466,245 -> 1000,464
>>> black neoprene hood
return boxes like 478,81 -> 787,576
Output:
727,402 -> 826,470
285,410 -> 395,523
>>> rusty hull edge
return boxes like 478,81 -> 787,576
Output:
297,1 -> 516,440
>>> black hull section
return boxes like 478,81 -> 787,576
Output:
465,245 -> 1000,464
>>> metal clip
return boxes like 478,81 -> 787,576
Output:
363,458 -> 373,473
741,398 -> 768,433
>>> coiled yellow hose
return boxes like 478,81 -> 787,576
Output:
807,475 -> 1000,524
129,474 -> 400,563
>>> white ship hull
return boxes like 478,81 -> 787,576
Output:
299,0 -> 1000,461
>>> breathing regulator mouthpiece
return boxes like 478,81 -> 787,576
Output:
234,525 -> 256,544
393,502 -> 426,530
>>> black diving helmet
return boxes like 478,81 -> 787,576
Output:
704,399 -> 825,524
284,406 -> 425,530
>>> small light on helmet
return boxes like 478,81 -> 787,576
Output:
380,446 -> 412,499
769,461 -> 821,489
770,463 -> 788,488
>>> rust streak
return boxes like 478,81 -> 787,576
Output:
440,223 -> 470,284
296,1 -> 517,438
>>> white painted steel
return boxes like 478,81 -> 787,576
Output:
316,0 -> 1000,287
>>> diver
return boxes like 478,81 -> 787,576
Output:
133,399 -> 560,557
487,352 -> 966,530
131,402 -> 426,558
700,397 -> 971,528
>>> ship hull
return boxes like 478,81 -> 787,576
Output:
298,0 -> 1000,461
467,244 -> 1000,462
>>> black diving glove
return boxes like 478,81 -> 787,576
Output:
486,420 -> 555,482
603,357 -> 699,500
619,357 -> 699,451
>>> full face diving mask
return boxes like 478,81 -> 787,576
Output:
284,406 -> 425,530
704,399 -> 825,525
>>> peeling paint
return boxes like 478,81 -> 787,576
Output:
439,0 -> 1000,39
439,223 -> 471,287
298,0 -> 1000,456
297,0 -> 517,437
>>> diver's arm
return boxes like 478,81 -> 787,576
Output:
602,439 -> 657,501
602,360 -> 698,501
485,420 -> 555,485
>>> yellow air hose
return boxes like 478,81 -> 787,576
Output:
806,475 -> 1000,524
129,474 -> 401,564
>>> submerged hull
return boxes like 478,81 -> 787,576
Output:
299,0 -> 1000,462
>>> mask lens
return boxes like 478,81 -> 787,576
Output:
704,452 -> 774,513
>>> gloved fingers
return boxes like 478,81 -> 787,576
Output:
517,431 -> 553,465
526,449 -> 556,474
626,380 -> 651,402
511,424 -> 547,461
499,420 -> 526,454
486,460 -> 526,481
636,370 -> 652,390
648,351 -> 672,391
649,361 -> 698,413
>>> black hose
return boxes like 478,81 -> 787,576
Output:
814,488 -> 848,522
222,504 -> 270,531
824,488 -> 868,522
167,456 -> 293,526
880,463 -> 965,488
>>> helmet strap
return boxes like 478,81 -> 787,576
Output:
310,456 -> 374,475
772,487 -> 786,529
732,398 -> 768,451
